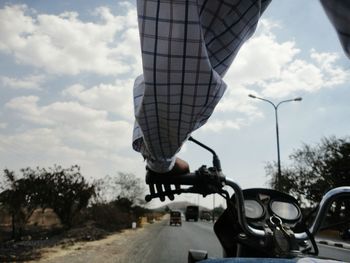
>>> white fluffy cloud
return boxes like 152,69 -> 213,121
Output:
258,51 -> 349,97
1,94 -> 141,178
5,96 -> 132,151
225,19 -> 349,98
0,3 -> 143,178
201,119 -> 243,132
206,19 -> 350,132
0,127 -> 139,179
62,78 -> 134,120
227,24 -> 299,86
0,123 -> 7,129
0,4 -> 140,76
1,75 -> 45,90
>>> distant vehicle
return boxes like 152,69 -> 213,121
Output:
169,211 -> 182,226
185,206 -> 199,221
200,211 -> 212,221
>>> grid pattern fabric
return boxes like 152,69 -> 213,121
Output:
320,0 -> 350,59
132,0 -> 349,173
132,0 -> 271,172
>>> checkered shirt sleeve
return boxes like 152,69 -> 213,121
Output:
320,0 -> 350,59
132,0 -> 271,173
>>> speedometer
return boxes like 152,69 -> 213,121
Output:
244,200 -> 264,219
270,201 -> 300,221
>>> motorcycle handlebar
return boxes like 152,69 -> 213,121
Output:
144,166 -> 350,241
145,167 -> 265,237
224,178 -> 266,237
312,187 -> 350,232
144,166 -> 226,202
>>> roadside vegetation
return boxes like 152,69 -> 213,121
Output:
266,136 -> 350,235
0,166 -> 159,261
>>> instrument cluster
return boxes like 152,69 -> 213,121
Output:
242,188 -> 301,226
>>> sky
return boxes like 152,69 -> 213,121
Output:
0,0 -> 349,209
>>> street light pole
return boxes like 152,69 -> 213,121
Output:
248,94 -> 302,191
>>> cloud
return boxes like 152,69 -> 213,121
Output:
310,49 -> 349,87
206,18 -> 350,132
1,94 -> 142,178
259,52 -> 349,97
0,123 -> 7,129
201,119 -> 243,132
225,19 -> 349,98
1,75 -> 45,90
5,96 -> 132,151
0,128 -> 140,179
62,78 -> 134,120
227,22 -> 299,87
0,1 -> 142,179
0,4 -> 141,76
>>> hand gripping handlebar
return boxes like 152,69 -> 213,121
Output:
144,137 -> 350,243
145,165 -> 266,238
145,165 -> 226,202
144,137 -> 267,238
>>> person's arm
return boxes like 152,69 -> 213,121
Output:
132,0 -> 271,173
320,0 -> 350,58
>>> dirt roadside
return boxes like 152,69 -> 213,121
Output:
34,220 -> 165,263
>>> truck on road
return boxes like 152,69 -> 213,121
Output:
169,211 -> 182,226
185,205 -> 199,221
200,210 -> 212,221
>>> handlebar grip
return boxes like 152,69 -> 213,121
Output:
145,171 -> 199,202
145,166 -> 226,202
146,171 -> 199,185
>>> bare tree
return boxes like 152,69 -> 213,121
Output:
94,172 -> 145,205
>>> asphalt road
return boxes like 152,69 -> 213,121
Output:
38,218 -> 350,263
132,219 -> 350,263
128,219 -> 222,263
318,244 -> 350,262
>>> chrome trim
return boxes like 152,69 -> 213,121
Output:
225,178 -> 266,237
295,186 -> 350,240
309,186 -> 350,235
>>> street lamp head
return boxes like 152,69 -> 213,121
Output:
248,94 -> 256,98
294,97 -> 302,101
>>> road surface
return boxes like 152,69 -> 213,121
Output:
120,219 -> 222,263
38,218 -> 350,263
318,244 -> 350,262
38,219 -> 221,263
